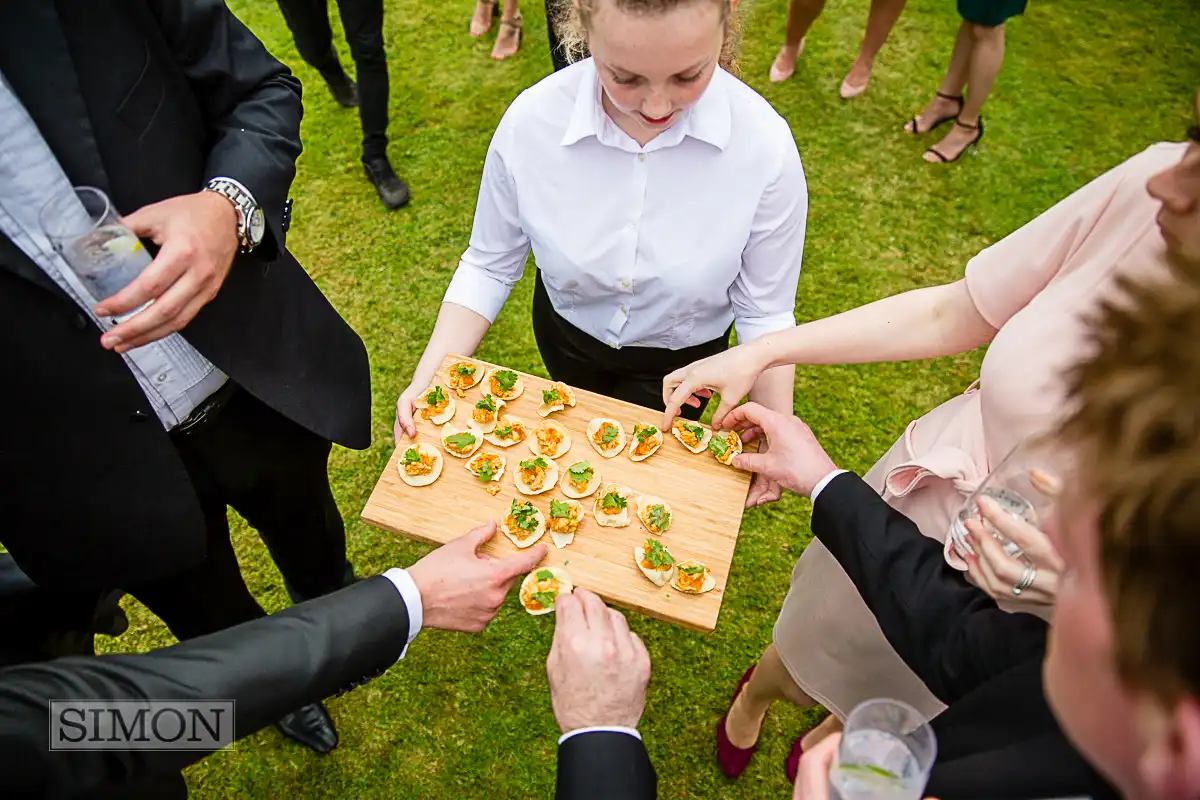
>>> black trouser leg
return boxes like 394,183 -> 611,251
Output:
275,0 -> 346,79
126,389 -> 350,639
0,555 -> 102,667
545,0 -> 570,72
124,460 -> 267,642
336,0 -> 389,161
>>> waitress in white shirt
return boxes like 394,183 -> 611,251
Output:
396,0 -> 807,505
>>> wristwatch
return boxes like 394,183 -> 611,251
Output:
204,177 -> 265,253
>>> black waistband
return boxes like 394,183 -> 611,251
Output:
171,379 -> 239,437
533,271 -> 731,375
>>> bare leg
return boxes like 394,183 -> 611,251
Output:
801,714 -> 845,750
725,643 -> 818,748
903,20 -> 972,134
841,0 -> 907,95
469,0 -> 494,37
491,0 -> 521,59
925,23 -> 1004,161
771,0 -> 826,82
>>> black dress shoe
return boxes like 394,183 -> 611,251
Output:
275,702 -> 339,754
93,590 -> 129,637
324,74 -> 358,108
363,157 -> 411,210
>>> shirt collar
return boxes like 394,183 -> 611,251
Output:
560,59 -> 731,152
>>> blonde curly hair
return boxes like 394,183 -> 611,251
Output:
551,0 -> 743,76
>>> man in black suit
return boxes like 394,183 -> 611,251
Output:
722,404 -> 1116,800
0,1 -> 369,751
0,521 -> 547,799
548,588 -> 657,799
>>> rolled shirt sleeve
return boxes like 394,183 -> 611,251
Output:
963,144 -> 1182,330
442,109 -> 531,322
730,129 -> 807,343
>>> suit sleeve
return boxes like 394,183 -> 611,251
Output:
556,731 -> 656,800
145,0 -> 303,258
811,473 -> 1048,704
0,577 -> 407,797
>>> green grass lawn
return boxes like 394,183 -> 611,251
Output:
94,0 -> 1199,796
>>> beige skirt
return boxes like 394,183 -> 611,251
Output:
773,392 -> 989,721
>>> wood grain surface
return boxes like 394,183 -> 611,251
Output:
361,354 -> 754,632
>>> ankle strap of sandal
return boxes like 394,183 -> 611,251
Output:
936,91 -> 964,102
954,117 -> 981,130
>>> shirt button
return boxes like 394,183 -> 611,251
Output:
608,340 -> 618,348
621,279 -> 632,288
620,304 -> 628,313
637,153 -> 645,162
155,372 -> 168,383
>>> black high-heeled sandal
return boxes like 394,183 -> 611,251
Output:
906,92 -> 964,135
926,116 -> 985,163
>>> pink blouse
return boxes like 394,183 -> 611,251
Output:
874,142 -> 1185,568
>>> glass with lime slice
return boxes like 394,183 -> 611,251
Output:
39,187 -> 152,312
829,699 -> 936,800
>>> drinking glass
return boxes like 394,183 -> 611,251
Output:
39,186 -> 151,311
949,436 -> 1063,561
830,699 -> 937,800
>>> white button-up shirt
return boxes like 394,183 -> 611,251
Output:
443,59 -> 808,349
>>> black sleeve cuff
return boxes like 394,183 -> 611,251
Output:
556,731 -> 656,800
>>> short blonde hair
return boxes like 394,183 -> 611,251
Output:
552,0 -> 743,75
1060,255 -> 1200,704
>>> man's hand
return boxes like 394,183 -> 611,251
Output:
794,733 -> 840,800
96,191 -> 239,353
722,403 -> 838,498
793,733 -> 937,800
547,588 -> 651,734
407,521 -> 548,633
744,437 -> 784,508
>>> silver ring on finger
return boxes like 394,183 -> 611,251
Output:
1012,565 -> 1037,596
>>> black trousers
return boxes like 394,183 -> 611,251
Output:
0,555 -> 101,667
531,272 -> 729,419
123,388 -> 352,642
276,0 -> 390,160
544,0 -> 570,72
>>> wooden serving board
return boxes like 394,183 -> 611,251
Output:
361,354 -> 754,632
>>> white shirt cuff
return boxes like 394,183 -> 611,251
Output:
733,311 -> 798,344
809,469 -> 849,503
442,259 -> 516,323
558,726 -> 642,745
382,568 -> 423,659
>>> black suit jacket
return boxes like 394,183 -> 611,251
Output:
557,730 -> 656,799
0,1 -> 371,589
0,576 -> 407,798
813,473 -> 1117,800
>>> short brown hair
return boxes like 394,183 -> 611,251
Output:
1061,254 -> 1200,703
552,0 -> 743,75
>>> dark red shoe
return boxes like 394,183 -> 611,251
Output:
785,711 -> 832,783
785,733 -> 805,784
716,665 -> 759,779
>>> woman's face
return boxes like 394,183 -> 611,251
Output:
586,0 -> 727,138
1147,93 -> 1200,265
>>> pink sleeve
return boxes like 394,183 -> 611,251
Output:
964,149 -> 1153,329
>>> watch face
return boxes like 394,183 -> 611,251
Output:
249,207 -> 266,245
